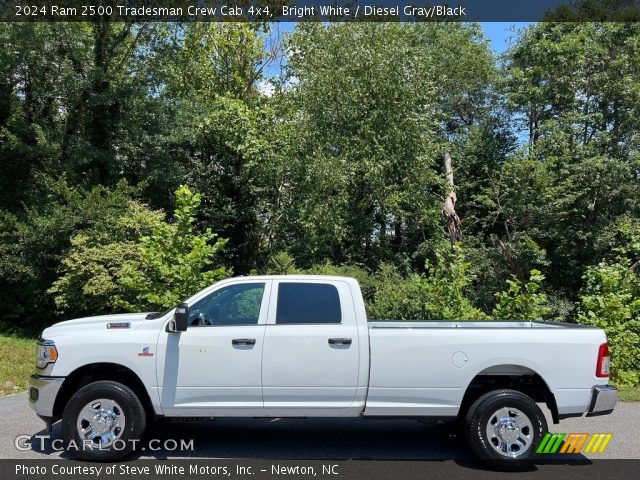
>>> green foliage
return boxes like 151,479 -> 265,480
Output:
267,252 -> 299,275
48,202 -> 165,318
280,23 -> 494,268
492,270 -> 551,321
577,221 -> 640,386
577,261 -> 640,386
609,217 -> 640,260
499,22 -> 640,294
184,96 -> 280,273
369,246 -> 487,320
366,264 -> 428,320
0,177 -> 141,329
116,186 -> 231,311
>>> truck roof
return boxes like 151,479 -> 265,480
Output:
218,274 -> 358,282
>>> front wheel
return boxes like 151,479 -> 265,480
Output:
62,380 -> 146,461
464,389 -> 547,471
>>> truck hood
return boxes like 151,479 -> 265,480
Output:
41,312 -> 151,339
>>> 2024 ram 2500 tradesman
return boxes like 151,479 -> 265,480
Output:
29,275 -> 617,469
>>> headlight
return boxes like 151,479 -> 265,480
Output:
36,338 -> 58,369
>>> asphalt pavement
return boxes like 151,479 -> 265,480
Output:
1,392 -> 638,461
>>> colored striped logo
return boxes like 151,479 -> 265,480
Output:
537,432 -> 613,454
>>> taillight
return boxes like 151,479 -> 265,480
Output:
596,343 -> 610,378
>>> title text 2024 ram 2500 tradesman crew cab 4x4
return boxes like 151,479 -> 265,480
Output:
29,275 -> 617,469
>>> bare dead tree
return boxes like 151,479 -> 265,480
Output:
442,151 -> 462,247
490,234 -> 526,281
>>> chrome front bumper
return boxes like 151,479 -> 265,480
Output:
28,374 -> 65,418
587,384 -> 617,416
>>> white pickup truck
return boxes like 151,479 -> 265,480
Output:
29,275 -> 617,469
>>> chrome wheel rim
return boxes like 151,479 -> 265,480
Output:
485,406 -> 533,458
76,398 -> 126,448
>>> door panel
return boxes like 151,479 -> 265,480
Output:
156,281 -> 270,416
262,324 -> 360,407
261,281 -> 360,412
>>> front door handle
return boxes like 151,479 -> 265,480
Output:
232,338 -> 256,345
328,338 -> 352,345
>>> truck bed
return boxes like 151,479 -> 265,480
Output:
364,319 -> 606,418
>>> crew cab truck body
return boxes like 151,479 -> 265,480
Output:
29,275 -> 617,469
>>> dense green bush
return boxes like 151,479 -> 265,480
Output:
49,201 -> 165,317
368,247 -> 487,320
577,221 -> 640,386
267,252 -> 299,275
577,261 -> 640,386
0,177 -> 142,330
49,185 -> 230,316
492,270 -> 551,321
364,264 -> 427,320
116,185 -> 230,311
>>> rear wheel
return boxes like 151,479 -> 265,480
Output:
464,389 -> 547,471
62,380 -> 146,460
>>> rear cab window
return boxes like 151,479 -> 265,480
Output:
276,283 -> 342,324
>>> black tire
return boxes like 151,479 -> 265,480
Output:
464,389 -> 547,471
62,380 -> 146,461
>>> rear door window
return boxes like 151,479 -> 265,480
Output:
275,283 -> 342,324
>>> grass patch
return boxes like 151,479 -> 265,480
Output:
0,335 -> 36,396
618,385 -> 640,402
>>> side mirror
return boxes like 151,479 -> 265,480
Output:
173,303 -> 189,332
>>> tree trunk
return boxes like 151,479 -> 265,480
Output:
442,151 -> 462,247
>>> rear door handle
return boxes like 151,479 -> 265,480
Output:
232,338 -> 256,345
328,338 -> 352,345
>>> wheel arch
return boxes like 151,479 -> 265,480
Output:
459,364 -> 559,424
53,362 -> 156,423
